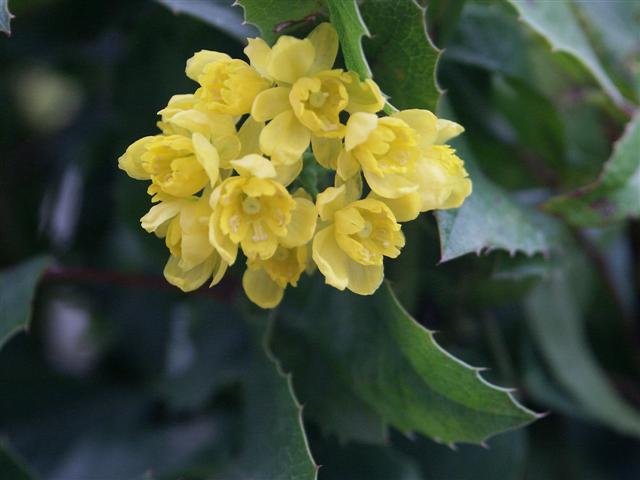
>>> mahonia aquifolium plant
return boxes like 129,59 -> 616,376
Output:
118,23 -> 472,309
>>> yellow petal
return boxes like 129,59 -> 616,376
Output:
281,197 -> 317,248
244,37 -> 271,78
311,135 -> 341,170
192,133 -> 220,185
316,185 -> 347,221
238,117 -> 264,157
345,258 -> 383,295
368,192 -> 421,222
231,154 -> 277,178
260,110 -> 310,165
363,169 -> 419,199
435,118 -> 465,144
140,200 -> 184,233
312,226 -> 349,290
336,149 -> 360,180
392,109 -> 438,148
344,112 -> 378,151
344,73 -> 385,114
251,86 -> 292,122
274,158 -> 303,187
186,50 -> 230,80
209,254 -> 228,286
307,23 -> 339,74
242,267 -> 284,309
164,254 -> 214,292
209,193 -> 239,264
118,136 -> 154,180
267,36 -> 314,84
335,172 -> 363,203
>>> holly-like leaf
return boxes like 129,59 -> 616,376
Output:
504,0 -> 632,112
0,256 -> 50,349
435,138 -> 557,262
326,0 -> 371,79
236,0 -> 324,44
225,319 -> 318,480
277,279 -> 539,445
1,0 -> 13,36
544,112 -> 640,226
155,0 -> 257,41
525,267 -> 640,438
360,0 -> 442,111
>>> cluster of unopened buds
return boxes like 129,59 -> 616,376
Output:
118,23 -> 472,308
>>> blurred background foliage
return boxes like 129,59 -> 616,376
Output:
1,0 -> 639,479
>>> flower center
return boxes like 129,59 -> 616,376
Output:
274,247 -> 289,261
309,90 -> 328,108
242,196 -> 262,215
357,221 -> 373,239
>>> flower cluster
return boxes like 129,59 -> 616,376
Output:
118,23 -> 472,308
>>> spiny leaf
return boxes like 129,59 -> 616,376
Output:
0,0 -> 13,36
360,0 -> 442,111
277,279 -> 540,445
326,0 -> 372,79
236,0 -> 324,44
435,137 -> 557,262
0,255 -> 51,349
544,111 -> 640,226
225,315 -> 317,480
154,0 -> 257,41
504,0 -> 634,113
525,266 -> 640,438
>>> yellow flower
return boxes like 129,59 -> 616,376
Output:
140,194 -> 227,292
186,51 -> 271,115
312,185 -> 404,295
119,133 -> 220,199
246,23 -> 384,167
156,94 -> 241,168
209,154 -> 317,264
242,245 -> 307,309
338,109 -> 472,217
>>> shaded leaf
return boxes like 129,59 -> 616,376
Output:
360,0 -> 441,111
504,0 -> 632,112
155,0 -> 257,41
278,279 -> 539,445
316,440 -> 422,480
0,0 -> 12,36
0,443 -> 35,480
326,0 -> 371,79
525,267 -> 640,438
396,428 -> 528,480
225,318 -> 318,480
545,112 -> 640,226
0,256 -> 50,349
236,0 -> 324,44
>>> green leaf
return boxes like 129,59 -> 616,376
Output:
154,0 -> 258,41
504,0 -> 633,112
227,318 -> 318,480
0,443 -> 35,480
278,279 -> 539,445
236,0 -> 324,44
544,112 -> 640,226
0,256 -> 50,349
360,0 -> 442,111
326,0 -> 372,79
525,268 -> 640,438
434,138 -> 556,262
0,0 -> 12,36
